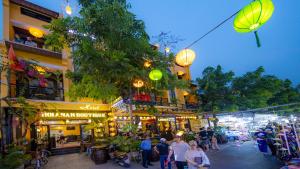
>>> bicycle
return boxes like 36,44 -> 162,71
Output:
24,149 -> 51,169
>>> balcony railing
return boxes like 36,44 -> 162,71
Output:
5,41 -> 62,59
132,98 -> 199,110
11,84 -> 64,101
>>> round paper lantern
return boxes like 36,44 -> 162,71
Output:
29,27 -> 44,38
149,69 -> 163,81
65,5 -> 72,15
144,61 -> 151,68
234,0 -> 275,47
165,47 -> 170,53
133,79 -> 144,88
175,49 -> 196,67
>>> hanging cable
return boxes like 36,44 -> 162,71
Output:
185,10 -> 240,49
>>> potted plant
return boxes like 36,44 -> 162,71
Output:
0,145 -> 31,169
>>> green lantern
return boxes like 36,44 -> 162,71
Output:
234,0 -> 275,47
149,69 -> 163,81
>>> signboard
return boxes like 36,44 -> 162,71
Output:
41,112 -> 106,119
80,104 -> 101,111
158,117 -> 175,122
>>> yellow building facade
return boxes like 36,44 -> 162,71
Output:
0,0 -> 202,152
0,0 -> 111,151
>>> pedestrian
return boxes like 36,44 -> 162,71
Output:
140,135 -> 153,168
199,127 -> 209,151
185,140 -> 210,169
207,127 -> 214,148
154,138 -> 171,169
211,135 -> 220,150
168,134 -> 190,169
254,128 -> 268,156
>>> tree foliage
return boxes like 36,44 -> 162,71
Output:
196,65 -> 300,113
196,65 -> 235,113
45,0 -> 186,101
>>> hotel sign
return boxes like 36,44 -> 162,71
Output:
41,112 -> 106,119
158,117 -> 175,122
79,104 -> 101,110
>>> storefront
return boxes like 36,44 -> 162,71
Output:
8,100 -> 112,150
114,112 -> 200,134
37,111 -> 107,149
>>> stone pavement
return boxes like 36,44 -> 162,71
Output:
44,141 -> 283,169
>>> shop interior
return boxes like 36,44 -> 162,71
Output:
37,121 -> 92,149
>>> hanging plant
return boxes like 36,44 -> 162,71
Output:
38,74 -> 48,88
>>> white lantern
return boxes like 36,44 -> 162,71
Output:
175,49 -> 196,67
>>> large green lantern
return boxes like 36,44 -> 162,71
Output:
234,0 -> 275,47
149,69 -> 163,81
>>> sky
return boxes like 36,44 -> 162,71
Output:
28,0 -> 300,85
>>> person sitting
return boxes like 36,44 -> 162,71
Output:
14,34 -> 24,44
24,37 -> 37,47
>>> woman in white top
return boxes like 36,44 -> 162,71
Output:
185,140 -> 210,169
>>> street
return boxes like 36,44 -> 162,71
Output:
44,141 -> 283,169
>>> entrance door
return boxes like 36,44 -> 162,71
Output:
36,125 -> 50,149
49,125 -> 81,148
80,124 -> 92,142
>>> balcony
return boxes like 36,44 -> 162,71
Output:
132,93 -> 199,110
11,83 -> 64,101
5,40 -> 62,59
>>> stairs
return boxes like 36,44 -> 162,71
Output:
50,146 -> 81,156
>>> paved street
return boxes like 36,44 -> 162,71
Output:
45,141 -> 283,169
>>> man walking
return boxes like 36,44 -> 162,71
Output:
168,134 -> 190,169
141,135 -> 153,168
199,127 -> 209,151
154,138 -> 171,169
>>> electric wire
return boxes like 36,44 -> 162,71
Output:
185,10 -> 240,49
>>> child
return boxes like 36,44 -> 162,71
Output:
211,135 -> 220,150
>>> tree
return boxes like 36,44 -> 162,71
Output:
232,67 -> 300,109
196,65 -> 235,126
268,79 -> 300,105
45,0 -> 186,102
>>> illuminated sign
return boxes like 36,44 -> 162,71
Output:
158,117 -> 175,122
41,112 -> 106,119
80,104 -> 101,110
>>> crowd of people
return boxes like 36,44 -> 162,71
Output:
254,122 -> 300,160
140,127 -> 218,169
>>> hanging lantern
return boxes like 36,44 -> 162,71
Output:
175,49 -> 196,67
65,0 -> 72,15
149,69 -> 163,81
165,47 -> 170,53
144,61 -> 151,68
133,79 -> 144,88
34,65 -> 46,75
234,0 -> 275,47
29,27 -> 44,38
183,90 -> 189,96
